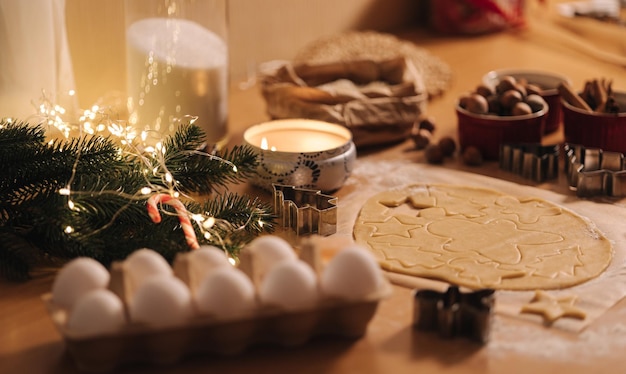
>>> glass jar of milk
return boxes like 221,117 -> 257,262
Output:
125,0 -> 228,148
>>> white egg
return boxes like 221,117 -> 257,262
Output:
259,259 -> 319,310
248,235 -> 297,274
187,245 -> 231,286
124,248 -> 173,290
320,245 -> 384,300
129,275 -> 193,327
67,289 -> 126,337
51,257 -> 110,309
195,267 -> 256,319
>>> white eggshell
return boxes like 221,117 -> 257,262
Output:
129,275 -> 192,327
187,245 -> 231,283
67,289 -> 126,337
51,257 -> 110,309
320,245 -> 384,300
248,235 -> 297,274
124,248 -> 173,289
195,267 -> 256,319
259,259 -> 319,310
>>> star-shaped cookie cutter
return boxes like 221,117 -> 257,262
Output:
499,143 -> 559,183
413,285 -> 495,343
272,184 -> 337,237
564,143 -> 626,197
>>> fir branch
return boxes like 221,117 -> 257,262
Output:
168,144 -> 259,194
162,121 -> 206,153
0,121 -> 275,281
196,192 -> 275,254
145,123 -> 260,194
0,120 -> 45,147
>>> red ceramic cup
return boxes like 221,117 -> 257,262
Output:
562,91 -> 626,153
483,69 -> 571,134
456,101 -> 548,160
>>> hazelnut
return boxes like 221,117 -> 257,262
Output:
462,146 -> 483,166
418,117 -> 437,133
525,94 -> 547,113
487,95 -> 501,114
438,137 -> 457,157
513,83 -> 528,98
458,93 -> 472,109
512,102 -> 533,116
425,144 -> 445,164
464,93 -> 489,114
496,76 -> 517,94
500,89 -> 523,109
411,128 -> 432,150
475,84 -> 495,98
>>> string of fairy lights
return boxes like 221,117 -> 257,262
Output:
6,89 -> 267,259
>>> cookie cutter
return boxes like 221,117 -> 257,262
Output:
413,285 -> 495,343
564,143 -> 626,197
499,143 -> 559,183
272,184 -> 337,237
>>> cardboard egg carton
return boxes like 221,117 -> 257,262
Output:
43,239 -> 391,372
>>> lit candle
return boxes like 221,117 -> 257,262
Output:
244,119 -> 351,153
243,119 -> 356,192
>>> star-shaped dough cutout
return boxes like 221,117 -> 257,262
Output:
369,216 -> 415,238
520,290 -> 586,323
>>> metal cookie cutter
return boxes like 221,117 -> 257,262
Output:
564,143 -> 626,197
413,285 -> 495,343
272,184 -> 337,237
499,143 -> 559,183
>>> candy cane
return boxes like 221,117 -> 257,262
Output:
146,193 -> 200,250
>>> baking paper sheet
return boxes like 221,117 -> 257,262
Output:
337,158 -> 626,332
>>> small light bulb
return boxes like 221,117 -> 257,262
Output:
202,216 -> 215,229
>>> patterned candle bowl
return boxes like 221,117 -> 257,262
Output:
562,91 -> 626,153
243,119 -> 356,192
483,69 -> 571,134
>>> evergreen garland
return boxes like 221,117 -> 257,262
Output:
0,120 -> 275,281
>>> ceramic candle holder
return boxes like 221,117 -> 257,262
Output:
243,119 -> 356,192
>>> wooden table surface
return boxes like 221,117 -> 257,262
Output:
2,3 -> 626,373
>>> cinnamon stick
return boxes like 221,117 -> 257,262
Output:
592,79 -> 608,113
558,82 -> 592,112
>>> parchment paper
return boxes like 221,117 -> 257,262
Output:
338,158 -> 626,332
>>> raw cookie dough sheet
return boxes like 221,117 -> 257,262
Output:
338,159 -> 626,332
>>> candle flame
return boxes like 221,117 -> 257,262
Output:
261,137 -> 268,150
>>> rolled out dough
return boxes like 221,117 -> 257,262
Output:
353,183 -> 612,290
